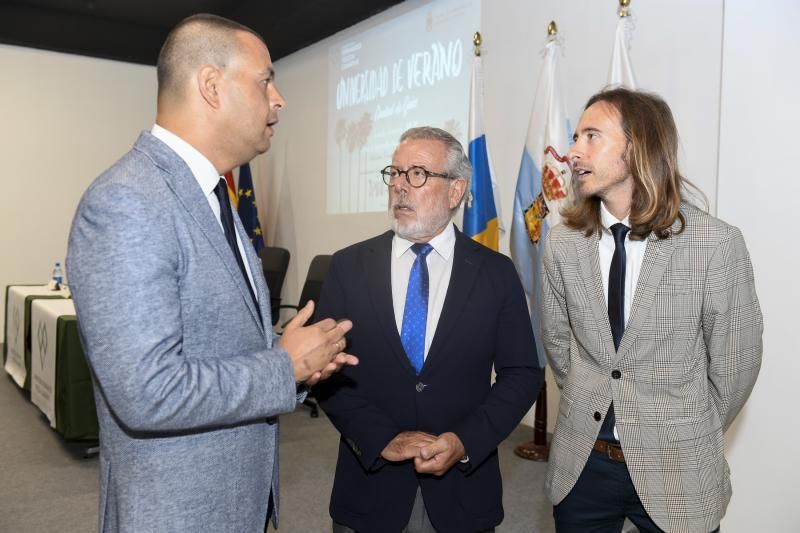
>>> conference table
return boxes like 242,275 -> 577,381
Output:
4,285 -> 98,441
4,284 -> 70,390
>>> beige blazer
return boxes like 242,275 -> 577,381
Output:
540,203 -> 762,533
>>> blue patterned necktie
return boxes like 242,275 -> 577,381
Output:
401,243 -> 434,375
599,222 -> 630,442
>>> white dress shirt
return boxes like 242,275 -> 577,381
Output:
391,224 -> 456,361
598,202 -> 647,327
151,124 -> 257,299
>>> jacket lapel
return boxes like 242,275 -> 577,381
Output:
423,228 -> 482,375
234,214 -> 271,335
361,231 -> 417,376
135,133 -> 265,335
615,227 -> 677,360
576,230 -> 618,359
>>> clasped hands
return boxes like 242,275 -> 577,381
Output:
278,301 -> 358,386
381,431 -> 466,477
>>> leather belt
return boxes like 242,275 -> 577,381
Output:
593,440 -> 625,463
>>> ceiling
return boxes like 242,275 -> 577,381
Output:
0,0 -> 404,65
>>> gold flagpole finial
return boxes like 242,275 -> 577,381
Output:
547,21 -> 558,37
473,31 -> 482,57
618,0 -> 631,17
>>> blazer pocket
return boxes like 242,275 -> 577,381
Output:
666,409 -> 722,443
665,410 -> 725,474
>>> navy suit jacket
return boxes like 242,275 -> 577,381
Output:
316,227 -> 543,533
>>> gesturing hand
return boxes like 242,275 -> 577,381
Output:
278,301 -> 357,384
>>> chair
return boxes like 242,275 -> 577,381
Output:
279,254 -> 333,417
258,246 -> 290,326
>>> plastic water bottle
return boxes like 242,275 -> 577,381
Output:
52,261 -> 64,286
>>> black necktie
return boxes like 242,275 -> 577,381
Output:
599,222 -> 630,442
213,178 -> 260,317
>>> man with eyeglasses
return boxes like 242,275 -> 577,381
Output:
314,126 -> 544,533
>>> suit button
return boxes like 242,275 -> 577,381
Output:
612,370 -> 621,379
415,382 -> 426,393
594,412 -> 602,421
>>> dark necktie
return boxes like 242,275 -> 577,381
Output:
599,222 -> 630,442
213,178 -> 260,317
400,243 -> 433,375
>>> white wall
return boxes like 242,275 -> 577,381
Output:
0,44 -> 156,328
717,1 -> 800,530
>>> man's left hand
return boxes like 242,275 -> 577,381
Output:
414,432 -> 465,476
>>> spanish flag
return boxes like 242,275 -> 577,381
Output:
223,171 -> 238,207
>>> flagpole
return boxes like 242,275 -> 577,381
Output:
513,20 -> 560,463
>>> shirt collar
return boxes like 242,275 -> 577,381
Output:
151,124 -> 221,196
393,223 -> 456,260
600,201 -> 631,231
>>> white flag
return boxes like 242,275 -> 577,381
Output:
608,10 -> 637,89
510,35 -> 571,368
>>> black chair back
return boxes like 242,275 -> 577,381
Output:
297,255 -> 333,316
258,246 -> 290,326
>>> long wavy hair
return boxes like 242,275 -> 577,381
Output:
562,88 -> 702,240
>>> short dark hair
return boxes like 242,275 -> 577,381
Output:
157,14 -> 264,97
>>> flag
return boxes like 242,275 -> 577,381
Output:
463,52 -> 503,251
608,6 -> 637,89
223,171 -> 238,208
236,162 -> 264,253
510,33 -> 571,368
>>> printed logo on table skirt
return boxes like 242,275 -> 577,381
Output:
37,320 -> 49,369
13,306 -> 21,347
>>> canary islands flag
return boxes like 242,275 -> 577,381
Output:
510,33 -> 571,367
463,53 -> 502,251
237,162 -> 264,253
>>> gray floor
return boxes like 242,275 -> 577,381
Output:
0,373 -> 555,532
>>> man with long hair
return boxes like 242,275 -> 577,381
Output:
540,88 -> 762,532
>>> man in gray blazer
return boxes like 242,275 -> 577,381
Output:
67,14 -> 356,533
540,88 -> 762,533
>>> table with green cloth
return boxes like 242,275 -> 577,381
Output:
4,285 -> 70,390
29,298 -> 98,440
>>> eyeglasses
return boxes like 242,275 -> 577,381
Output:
380,165 -> 450,188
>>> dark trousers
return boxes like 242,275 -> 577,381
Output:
333,486 -> 495,533
554,449 -> 720,533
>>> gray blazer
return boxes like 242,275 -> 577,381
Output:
68,132 -> 297,533
540,204 -> 762,533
